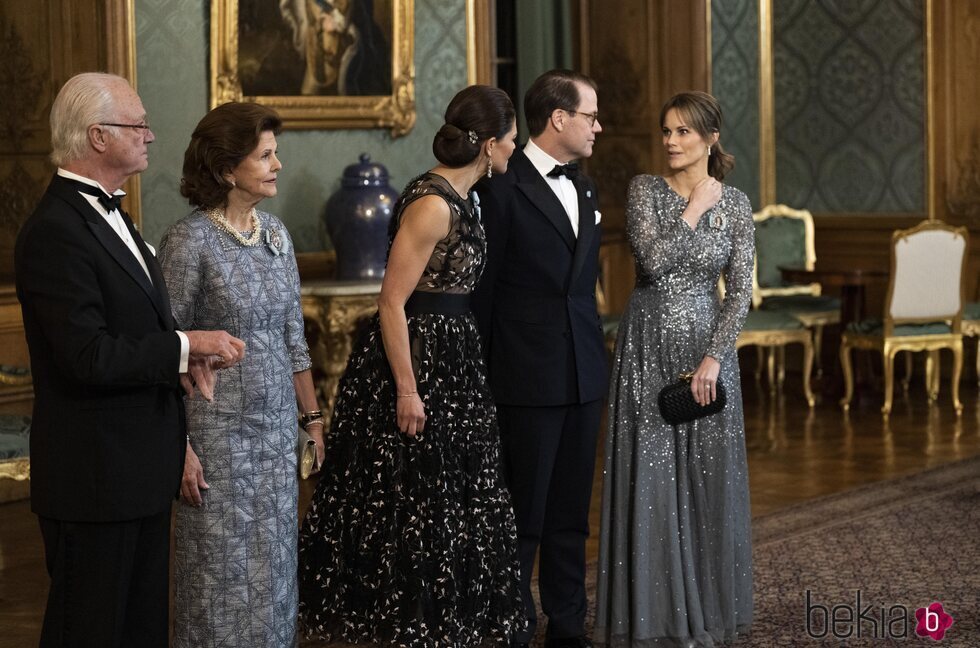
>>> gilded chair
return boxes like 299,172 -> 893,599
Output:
753,204 -> 840,377
595,278 -> 619,356
840,221 -> 968,417
596,241 -> 624,356
0,365 -> 32,503
736,310 -> 816,407
960,300 -> 980,381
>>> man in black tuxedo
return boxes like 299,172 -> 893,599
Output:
15,72 -> 246,648
474,70 -> 607,648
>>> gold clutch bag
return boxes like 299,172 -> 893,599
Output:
297,427 -> 322,479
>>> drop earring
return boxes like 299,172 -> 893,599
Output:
486,147 -> 494,178
707,145 -> 712,156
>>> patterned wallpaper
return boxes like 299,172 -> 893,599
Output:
135,0 -> 468,250
773,0 -> 925,213
711,0 -> 760,208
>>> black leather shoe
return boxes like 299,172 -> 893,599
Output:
545,636 -> 593,648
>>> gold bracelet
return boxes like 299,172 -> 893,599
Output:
299,410 -> 324,427
397,390 -> 417,398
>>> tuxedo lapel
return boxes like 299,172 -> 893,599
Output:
513,151 -> 576,251
50,176 -> 170,325
569,177 -> 597,286
122,211 -> 174,329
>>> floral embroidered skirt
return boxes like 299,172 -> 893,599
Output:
298,310 -> 526,646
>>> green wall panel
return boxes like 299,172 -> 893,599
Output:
773,0 -> 925,213
711,0 -> 761,208
136,0 -> 468,250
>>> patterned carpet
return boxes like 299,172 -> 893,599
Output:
535,457 -> 980,647
736,456 -> 980,647
306,457 -> 980,646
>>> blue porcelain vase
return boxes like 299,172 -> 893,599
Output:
323,153 -> 396,280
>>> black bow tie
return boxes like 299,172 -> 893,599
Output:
66,178 -> 123,212
96,193 -> 122,213
547,163 -> 579,180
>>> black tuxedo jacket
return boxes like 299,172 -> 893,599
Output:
15,174 -> 185,522
473,148 -> 607,406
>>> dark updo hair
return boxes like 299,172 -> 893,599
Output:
181,102 -> 283,209
660,91 -> 734,181
432,85 -> 515,167
524,69 -> 597,137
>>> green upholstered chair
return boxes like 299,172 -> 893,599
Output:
960,300 -> 980,382
0,365 -> 32,503
753,205 -> 840,377
596,263 -> 619,357
736,310 -> 816,407
840,221 -> 968,417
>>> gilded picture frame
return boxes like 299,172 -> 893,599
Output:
210,0 -> 416,136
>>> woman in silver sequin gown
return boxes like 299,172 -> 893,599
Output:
160,103 -> 324,648
298,86 -> 526,646
596,92 -> 755,647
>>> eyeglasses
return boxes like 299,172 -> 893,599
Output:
99,122 -> 151,131
565,110 -> 599,127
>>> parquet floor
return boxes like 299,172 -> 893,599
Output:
1,370 -> 978,647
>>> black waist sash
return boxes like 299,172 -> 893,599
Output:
404,291 -> 471,315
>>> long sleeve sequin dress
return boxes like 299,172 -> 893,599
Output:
596,175 -> 755,647
298,173 -> 526,646
159,210 -> 311,648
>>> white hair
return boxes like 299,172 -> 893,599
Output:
49,72 -> 128,166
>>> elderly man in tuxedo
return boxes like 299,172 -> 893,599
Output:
474,69 -> 606,648
15,72 -> 245,648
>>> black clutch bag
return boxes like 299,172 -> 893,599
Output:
657,373 -> 727,425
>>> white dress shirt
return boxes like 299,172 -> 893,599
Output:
524,139 -> 580,237
58,168 -> 189,370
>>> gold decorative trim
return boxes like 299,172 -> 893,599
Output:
466,0 -> 493,85
841,332 -> 963,416
301,286 -> 382,429
105,0 -> 141,227
842,218 -> 969,416
705,0 -> 712,95
962,319 -> 980,337
947,136 -> 980,223
752,203 -> 820,307
758,0 -> 775,206
735,327 -> 815,407
0,366 -> 31,386
0,457 -> 29,481
884,219 -> 968,334
925,0 -> 935,220
210,1 -> 416,136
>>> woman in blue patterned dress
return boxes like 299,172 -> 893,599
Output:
159,102 -> 324,648
298,85 -> 526,646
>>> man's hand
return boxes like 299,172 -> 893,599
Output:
185,330 -> 246,368
179,356 -> 219,401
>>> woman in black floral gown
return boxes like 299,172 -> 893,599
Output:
298,85 -> 526,646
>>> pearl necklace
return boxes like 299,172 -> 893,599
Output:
205,207 -> 262,246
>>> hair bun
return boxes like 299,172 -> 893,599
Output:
438,123 -> 478,145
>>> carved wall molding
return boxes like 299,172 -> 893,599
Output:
0,12 -> 45,153
947,133 -> 980,224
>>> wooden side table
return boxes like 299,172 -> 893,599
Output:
301,280 -> 382,428
779,266 -> 888,396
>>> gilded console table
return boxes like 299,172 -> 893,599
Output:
301,280 -> 383,428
